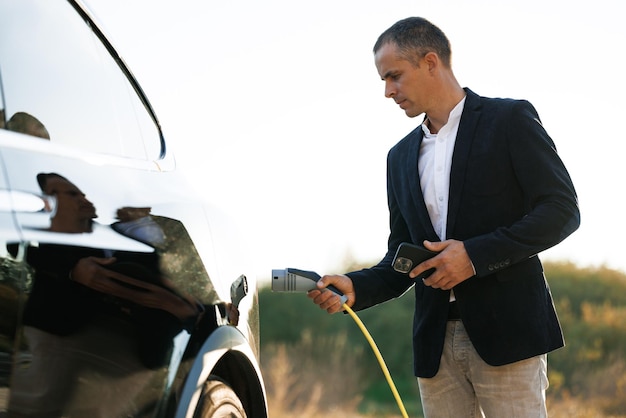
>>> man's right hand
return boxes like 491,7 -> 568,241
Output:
307,274 -> 355,314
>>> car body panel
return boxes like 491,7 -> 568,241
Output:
0,1 -> 266,416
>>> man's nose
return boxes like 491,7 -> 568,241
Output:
384,82 -> 395,99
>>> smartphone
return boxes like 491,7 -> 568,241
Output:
392,242 -> 438,278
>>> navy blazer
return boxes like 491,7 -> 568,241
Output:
347,88 -> 580,378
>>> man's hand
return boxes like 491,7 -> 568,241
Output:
71,256 -> 118,289
116,206 -> 151,222
410,240 -> 475,290
71,257 -> 199,321
307,274 -> 355,314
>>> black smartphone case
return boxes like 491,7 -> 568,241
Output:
392,242 -> 438,278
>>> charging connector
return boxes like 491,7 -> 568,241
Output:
271,268 -> 348,304
271,268 -> 409,418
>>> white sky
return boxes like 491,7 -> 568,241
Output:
84,0 -> 626,282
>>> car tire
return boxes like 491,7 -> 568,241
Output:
193,376 -> 247,418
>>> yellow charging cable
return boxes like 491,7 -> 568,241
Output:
343,303 -> 409,418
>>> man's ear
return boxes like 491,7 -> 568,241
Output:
423,52 -> 439,73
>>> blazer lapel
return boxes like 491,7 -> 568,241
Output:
406,127 -> 439,240
447,89 -> 481,237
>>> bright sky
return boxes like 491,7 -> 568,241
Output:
85,0 -> 625,282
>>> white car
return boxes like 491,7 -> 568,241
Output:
0,1 -> 267,416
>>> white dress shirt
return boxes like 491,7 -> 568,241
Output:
419,97 -> 467,302
419,96 -> 466,241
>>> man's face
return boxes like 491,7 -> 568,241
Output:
375,43 -> 431,118
45,177 -> 97,222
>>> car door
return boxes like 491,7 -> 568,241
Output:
0,1 -> 264,416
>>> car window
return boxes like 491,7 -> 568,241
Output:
0,0 -> 162,160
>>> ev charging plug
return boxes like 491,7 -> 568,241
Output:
270,267 -> 409,418
271,268 -> 347,304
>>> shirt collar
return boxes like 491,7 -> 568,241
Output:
421,95 -> 467,136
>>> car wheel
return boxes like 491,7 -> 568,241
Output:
194,376 -> 246,418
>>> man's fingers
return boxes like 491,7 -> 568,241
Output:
308,288 -> 344,313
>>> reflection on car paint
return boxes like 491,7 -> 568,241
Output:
0,1 -> 265,415
5,173 -> 238,416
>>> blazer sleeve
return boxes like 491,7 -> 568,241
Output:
462,100 -> 580,277
347,134 -> 430,311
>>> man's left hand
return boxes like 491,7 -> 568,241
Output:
410,239 -> 475,290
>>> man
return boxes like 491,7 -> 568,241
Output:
307,17 -> 579,417
37,172 -> 97,233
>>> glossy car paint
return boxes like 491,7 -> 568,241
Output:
0,1 -> 266,416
